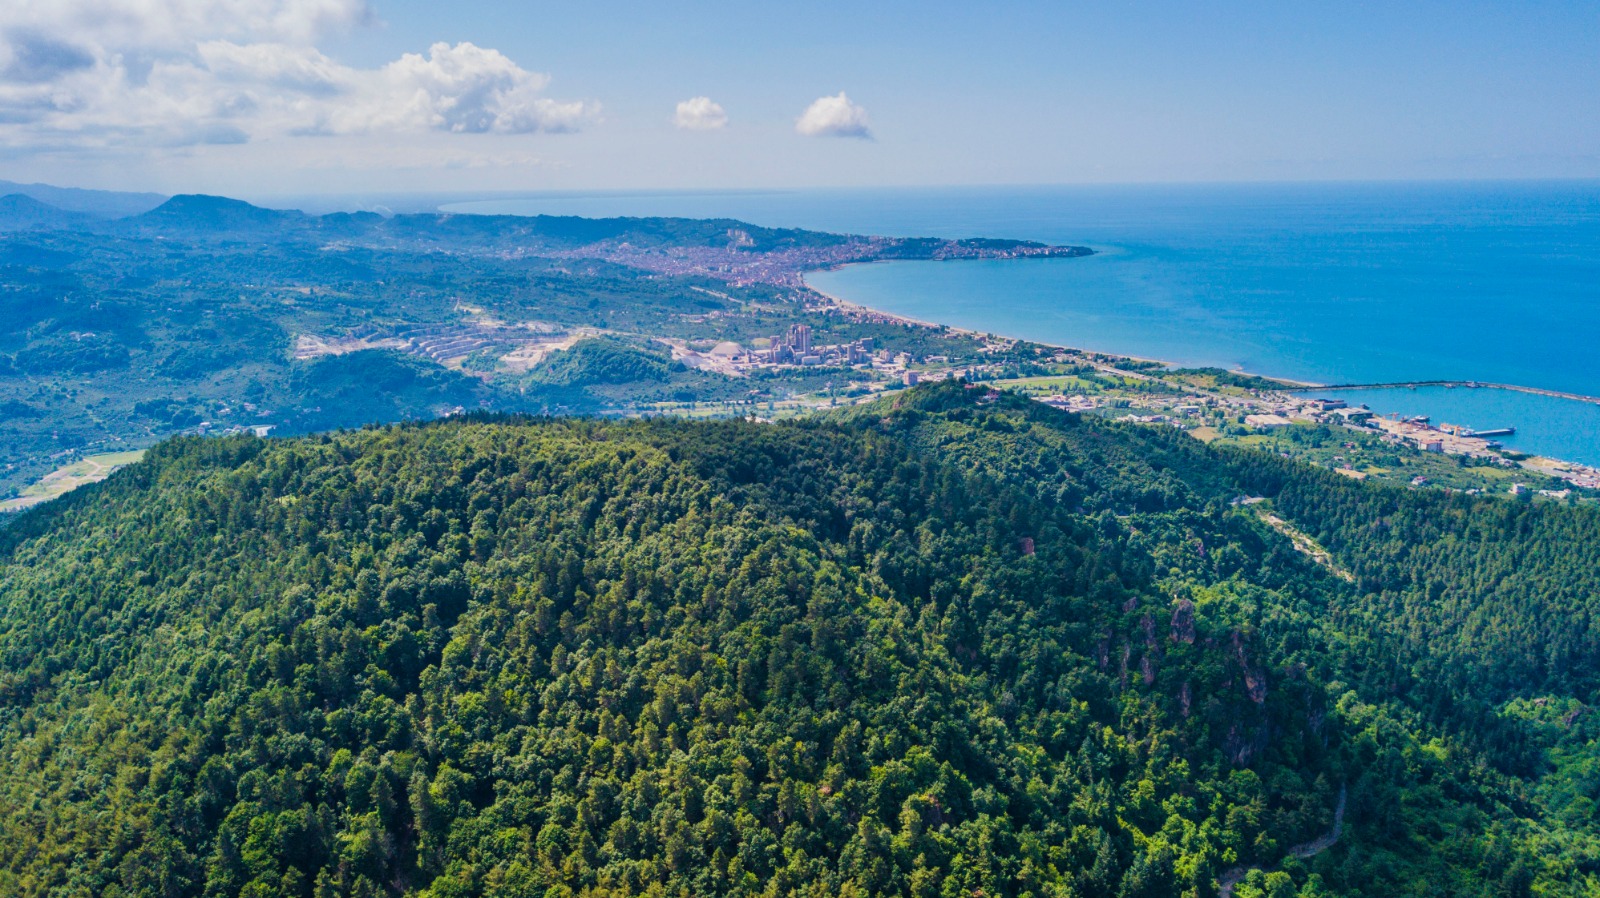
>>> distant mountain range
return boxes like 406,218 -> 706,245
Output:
0,179 -> 167,218
0,194 -> 93,232
0,191 -> 1088,279
128,193 -> 310,233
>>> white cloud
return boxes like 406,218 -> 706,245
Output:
306,42 -> 594,136
5,0 -> 373,57
0,0 -> 595,150
796,91 -> 870,139
673,96 -> 727,131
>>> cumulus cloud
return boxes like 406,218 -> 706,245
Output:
795,91 -> 870,139
673,96 -> 727,131
0,0 -> 595,150
298,42 -> 593,136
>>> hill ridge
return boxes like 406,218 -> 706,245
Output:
0,383 -> 1595,897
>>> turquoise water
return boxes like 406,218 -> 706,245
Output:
445,182 -> 1600,465
1304,387 -> 1600,463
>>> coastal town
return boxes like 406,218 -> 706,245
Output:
631,295 -> 1600,500
642,290 -> 1600,499
1034,369 -> 1600,497
2,192 -> 1595,511
11,263 -> 1597,512
536,230 -> 1092,288
265,288 -> 1600,503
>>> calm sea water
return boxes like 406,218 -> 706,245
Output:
445,182 -> 1600,465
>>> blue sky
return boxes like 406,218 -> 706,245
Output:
2,0 -> 1597,195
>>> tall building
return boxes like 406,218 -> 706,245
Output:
788,324 -> 812,353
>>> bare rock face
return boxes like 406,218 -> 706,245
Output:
1224,723 -> 1248,765
1179,681 -> 1193,717
1122,596 -> 1139,613
1140,613 -> 1162,682
1230,630 -> 1268,704
1224,722 -> 1271,766
1243,668 -> 1268,705
1171,599 -> 1197,644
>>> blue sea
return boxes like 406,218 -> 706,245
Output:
444,182 -> 1600,466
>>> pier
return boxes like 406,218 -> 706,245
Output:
1309,380 -> 1600,408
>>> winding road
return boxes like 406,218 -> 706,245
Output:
1217,784 -> 1346,897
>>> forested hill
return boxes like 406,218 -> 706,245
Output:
0,381 -> 1597,898
3,192 -> 1089,263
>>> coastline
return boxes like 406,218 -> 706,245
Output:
805,268 -> 1323,387
803,267 -> 1600,488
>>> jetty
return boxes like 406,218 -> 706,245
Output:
1309,380 -> 1600,407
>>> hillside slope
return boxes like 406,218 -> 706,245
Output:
0,382 -> 1596,898
0,195 -> 92,232
0,192 -> 1088,500
0,180 -> 166,218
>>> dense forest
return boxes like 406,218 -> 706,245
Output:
0,380 -> 1596,897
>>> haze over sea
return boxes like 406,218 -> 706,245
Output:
445,181 -> 1600,466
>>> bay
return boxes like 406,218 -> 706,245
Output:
445,181 -> 1600,465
